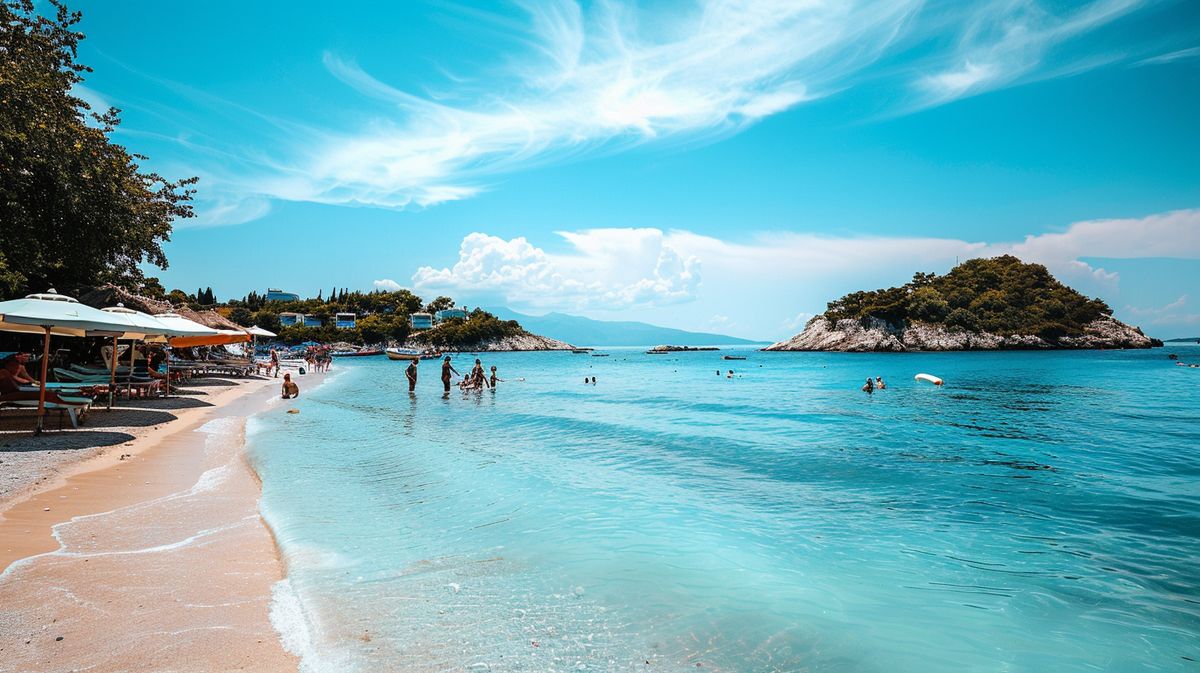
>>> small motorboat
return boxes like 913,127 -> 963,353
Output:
722,355 -> 747,360
419,351 -> 443,360
385,348 -> 422,361
331,349 -> 385,357
591,353 -> 610,357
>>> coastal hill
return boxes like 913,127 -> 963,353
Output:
487,307 -> 759,347
404,310 -> 572,351
765,256 -> 1154,352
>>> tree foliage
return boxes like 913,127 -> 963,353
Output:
0,0 -> 197,299
822,256 -> 1112,338
411,309 -> 524,348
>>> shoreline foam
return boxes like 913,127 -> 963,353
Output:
0,371 -> 329,671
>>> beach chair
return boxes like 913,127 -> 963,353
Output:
0,399 -> 89,429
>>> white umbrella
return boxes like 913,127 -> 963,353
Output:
246,325 -> 276,337
101,305 -> 177,408
0,290 -> 135,433
152,313 -> 222,397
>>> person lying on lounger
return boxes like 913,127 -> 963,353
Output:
0,364 -> 82,405
0,354 -> 37,385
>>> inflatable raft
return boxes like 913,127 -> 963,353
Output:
914,373 -> 944,386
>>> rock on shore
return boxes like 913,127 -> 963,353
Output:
764,315 -> 1153,352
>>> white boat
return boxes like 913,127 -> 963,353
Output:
385,348 -> 422,361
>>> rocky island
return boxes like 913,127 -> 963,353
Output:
766,256 -> 1154,352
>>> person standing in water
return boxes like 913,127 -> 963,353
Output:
862,377 -> 874,393
469,359 -> 487,388
441,356 -> 460,397
875,376 -> 886,390
406,359 -> 418,393
489,365 -> 502,388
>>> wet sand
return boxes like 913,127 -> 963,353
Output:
0,372 -> 316,672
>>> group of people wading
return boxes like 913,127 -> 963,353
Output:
406,356 -> 501,398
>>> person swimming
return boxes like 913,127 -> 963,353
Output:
875,376 -> 886,389
862,377 -> 874,393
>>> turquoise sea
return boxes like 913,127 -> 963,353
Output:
247,345 -> 1200,672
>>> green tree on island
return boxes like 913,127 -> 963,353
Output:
0,0 -> 197,299
822,256 -> 1113,339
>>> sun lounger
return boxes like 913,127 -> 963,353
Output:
54,368 -> 151,383
0,399 -> 89,429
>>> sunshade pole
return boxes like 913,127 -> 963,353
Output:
128,339 -> 135,400
35,326 -> 51,435
107,335 -> 118,410
164,343 -> 171,398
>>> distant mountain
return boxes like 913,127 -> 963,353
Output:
486,308 -> 761,347
1164,337 -> 1200,343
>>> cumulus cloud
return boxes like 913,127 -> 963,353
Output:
413,229 -> 699,310
988,208 -> 1200,287
372,278 -> 404,291
412,208 -> 1200,335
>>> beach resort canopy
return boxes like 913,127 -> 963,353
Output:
0,290 -> 146,432
154,315 -> 249,347
100,304 -> 175,341
0,290 -> 135,337
151,313 -> 236,347
246,325 -> 276,338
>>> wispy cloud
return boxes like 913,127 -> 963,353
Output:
1135,46 -> 1200,66
1126,295 -> 1200,326
128,0 -> 1167,224
916,0 -> 1147,105
259,0 -> 920,211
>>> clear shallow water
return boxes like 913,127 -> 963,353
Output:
248,346 -> 1200,672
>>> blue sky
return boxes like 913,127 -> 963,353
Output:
72,0 -> 1200,339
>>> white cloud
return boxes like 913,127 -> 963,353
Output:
257,1 -> 920,210
1136,46 -> 1200,67
916,0 -> 1146,106
413,229 -> 699,310
372,278 -> 404,291
783,312 -> 812,330
989,208 -> 1200,287
119,0 -> 1168,223
1126,295 -> 1200,326
412,208 -> 1200,337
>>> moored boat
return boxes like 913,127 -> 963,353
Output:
331,349 -> 385,357
385,348 -> 421,361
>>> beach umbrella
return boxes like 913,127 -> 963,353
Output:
243,325 -> 276,363
101,305 -> 176,408
0,290 -> 133,433
152,313 -> 225,395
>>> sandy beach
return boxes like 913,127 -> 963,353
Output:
0,371 -> 315,672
